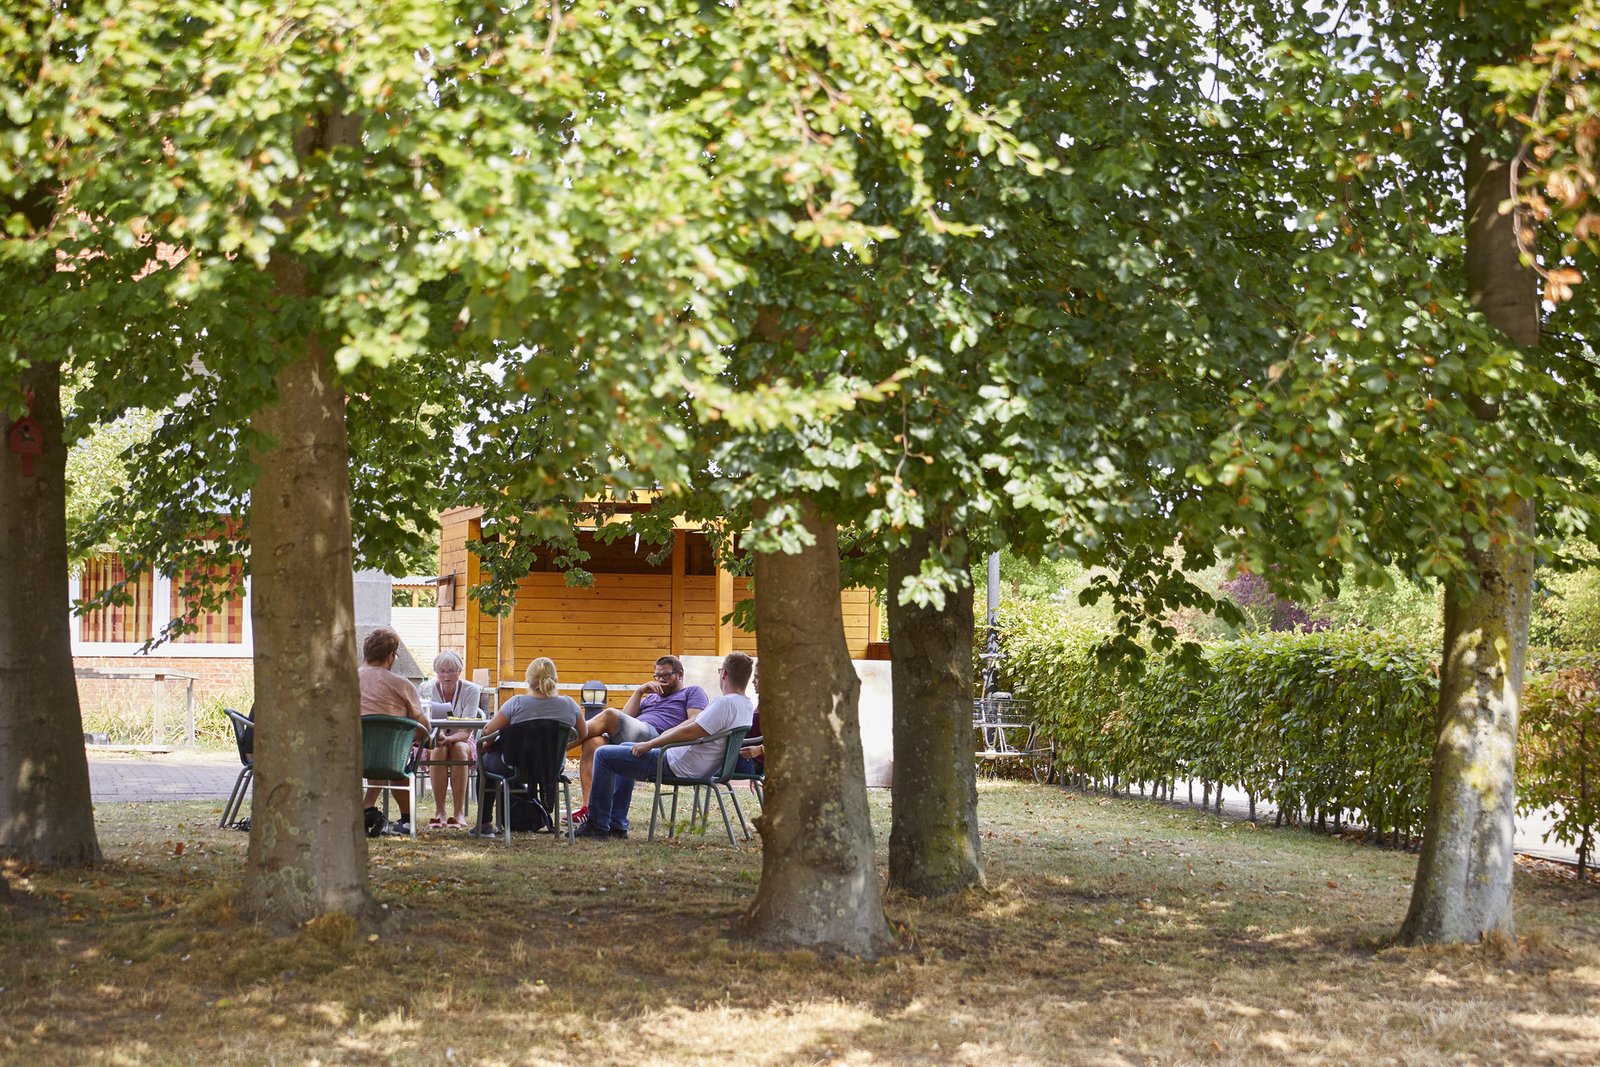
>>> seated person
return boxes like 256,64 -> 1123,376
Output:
571,655 -> 707,828
737,663 -> 763,774
359,627 -> 431,835
419,650 -> 484,829
471,656 -> 589,836
575,652 -> 753,840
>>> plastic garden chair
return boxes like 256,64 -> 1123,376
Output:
218,707 -> 254,828
476,719 -> 576,845
647,725 -> 751,846
361,715 -> 425,838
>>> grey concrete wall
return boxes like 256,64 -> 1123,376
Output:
352,570 -> 393,628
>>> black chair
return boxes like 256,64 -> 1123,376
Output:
648,725 -> 751,846
219,707 -> 254,828
476,719 -> 576,845
726,734 -> 764,837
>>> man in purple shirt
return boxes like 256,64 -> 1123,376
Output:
576,652 -> 753,840
571,655 -> 707,828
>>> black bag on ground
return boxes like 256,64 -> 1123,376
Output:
505,791 -> 552,832
364,806 -> 388,838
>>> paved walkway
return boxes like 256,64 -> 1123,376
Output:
88,750 -> 242,803
1143,776 -> 1580,866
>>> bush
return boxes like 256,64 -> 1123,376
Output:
1521,654 -> 1600,875
997,611 -> 1455,842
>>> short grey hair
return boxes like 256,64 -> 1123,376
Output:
433,649 -> 465,673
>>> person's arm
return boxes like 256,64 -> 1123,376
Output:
680,686 -> 709,725
567,698 -> 589,743
621,680 -> 663,718
631,716 -> 709,757
481,708 -> 510,736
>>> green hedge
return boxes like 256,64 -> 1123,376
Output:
1522,656 -> 1599,875
997,606 -> 1599,856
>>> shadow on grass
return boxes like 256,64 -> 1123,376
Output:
2,784 -> 1597,1065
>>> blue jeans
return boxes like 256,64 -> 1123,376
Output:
588,744 -> 667,831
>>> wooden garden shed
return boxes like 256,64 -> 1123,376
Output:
437,506 -> 879,697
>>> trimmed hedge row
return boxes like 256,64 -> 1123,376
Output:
999,605 -> 1599,857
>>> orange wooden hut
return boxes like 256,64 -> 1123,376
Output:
437,506 -> 880,701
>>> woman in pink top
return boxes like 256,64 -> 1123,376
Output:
359,627 -> 429,832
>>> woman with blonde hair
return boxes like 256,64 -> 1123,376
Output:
470,657 -> 588,836
420,650 -> 483,829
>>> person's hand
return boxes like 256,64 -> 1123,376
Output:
630,741 -> 651,758
638,680 -> 664,697
739,745 -> 764,759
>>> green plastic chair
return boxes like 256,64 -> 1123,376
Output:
362,715 -> 425,838
647,724 -> 750,846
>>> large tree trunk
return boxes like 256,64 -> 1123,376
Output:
237,114 -> 376,926
0,359 -> 102,866
737,500 -> 893,957
887,526 -> 983,898
238,336 -> 376,929
1399,128 -> 1538,946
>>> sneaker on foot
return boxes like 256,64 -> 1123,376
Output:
389,819 -> 412,836
567,805 -> 589,829
572,822 -> 614,840
467,823 -> 502,838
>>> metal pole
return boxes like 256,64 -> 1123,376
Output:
983,552 -> 1001,697
184,676 -> 196,747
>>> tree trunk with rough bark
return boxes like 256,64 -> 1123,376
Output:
737,500 -> 893,957
237,335 -> 376,929
237,113 -> 377,928
1399,127 -> 1538,946
0,359 -> 102,866
887,527 -> 983,898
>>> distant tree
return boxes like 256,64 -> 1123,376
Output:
1217,573 -> 1331,634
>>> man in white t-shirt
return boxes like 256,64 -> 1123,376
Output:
574,651 -> 754,839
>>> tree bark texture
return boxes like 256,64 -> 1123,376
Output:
1399,128 -> 1539,946
237,235 -> 376,929
0,359 -> 102,865
737,501 -> 893,957
887,527 -> 983,898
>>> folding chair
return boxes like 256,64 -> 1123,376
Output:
361,715 -> 425,838
218,707 -> 254,828
647,725 -> 750,846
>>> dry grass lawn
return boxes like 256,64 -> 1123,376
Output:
2,781 -> 1597,1066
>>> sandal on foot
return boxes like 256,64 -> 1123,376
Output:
445,816 -> 465,829
428,816 -> 447,829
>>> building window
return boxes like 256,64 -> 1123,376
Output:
77,556 -> 153,643
170,563 -> 246,644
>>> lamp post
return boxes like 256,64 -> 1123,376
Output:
580,679 -> 608,720
982,551 -> 1001,698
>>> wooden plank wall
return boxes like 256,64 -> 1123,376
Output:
438,509 -> 472,658
439,513 -> 877,683
509,572 -> 673,683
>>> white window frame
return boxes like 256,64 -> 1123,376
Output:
69,568 -> 253,658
